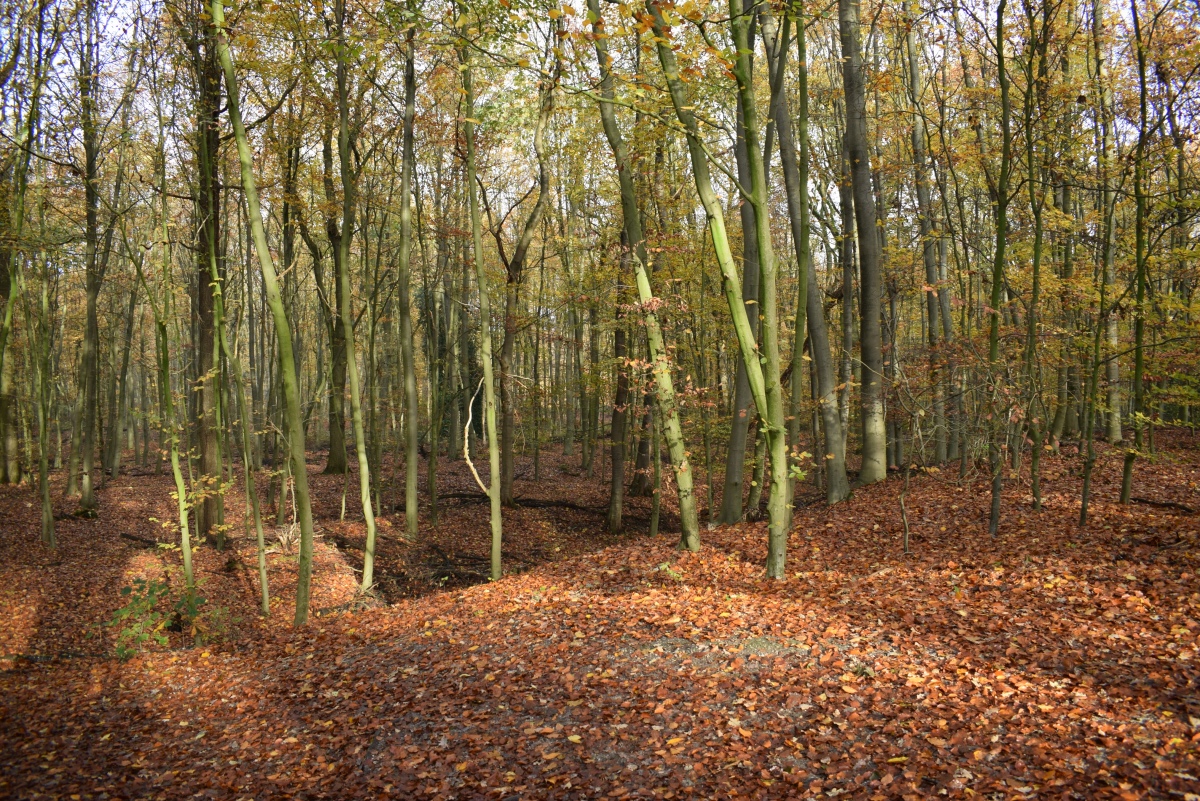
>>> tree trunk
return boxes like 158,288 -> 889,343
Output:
838,0 -> 886,485
213,0 -> 316,623
1120,0 -> 1148,504
987,0 -> 1013,536
188,10 -> 223,540
719,87 -> 762,526
904,0 -> 947,465
497,49 -> 557,508
328,0 -> 379,591
316,127 -> 349,476
106,286 -> 138,477
607,317 -> 629,534
461,49 -> 504,581
649,0 -> 788,575
762,7 -> 850,505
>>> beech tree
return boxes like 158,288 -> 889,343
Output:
1,0 -> 1197,595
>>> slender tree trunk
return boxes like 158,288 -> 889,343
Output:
589,0 -> 699,546
134,96 -> 197,590
497,48 -> 557,508
499,280 -> 519,505
838,140 -> 855,445
226,323 -> 268,615
838,0 -> 886,485
904,0 -> 947,465
585,304 -> 600,477
66,365 -> 83,494
607,315 -> 629,534
35,262 -> 55,546
763,7 -> 850,505
212,0 -> 315,623
1120,0 -> 1148,504
1022,0 -> 1050,511
461,49 -> 504,581
720,89 -> 762,525
316,131 -> 349,476
76,0 -> 112,511
649,1 -> 788,575
987,0 -> 1013,536
327,0 -> 379,592
106,286 -> 138,477
397,20 -> 420,543
4,14 -> 54,537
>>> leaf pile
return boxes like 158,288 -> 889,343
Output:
1,437 -> 1198,799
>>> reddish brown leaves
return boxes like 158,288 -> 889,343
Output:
1,439 -> 1198,799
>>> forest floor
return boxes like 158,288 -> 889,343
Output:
1,434 -> 1198,800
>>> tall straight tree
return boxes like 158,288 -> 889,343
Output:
396,9 -> 420,543
181,0 -> 225,539
904,0 -> 948,465
1097,0 -> 1121,446
719,39 -> 763,526
607,269 -> 630,534
987,0 -> 1013,535
1120,0 -> 1149,503
837,0 -> 886,485
314,123 -> 349,476
328,0 -> 379,592
4,2 -> 59,542
761,3 -> 851,504
461,44 -> 503,581
727,0 -> 790,575
74,0 -> 112,510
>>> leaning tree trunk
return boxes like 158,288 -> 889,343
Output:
212,0 -> 315,624
649,0 -> 789,576
588,0 -> 700,547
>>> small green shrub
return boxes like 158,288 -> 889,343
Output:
174,587 -> 207,641
656,562 -> 684,581
195,605 -> 236,646
109,578 -> 169,659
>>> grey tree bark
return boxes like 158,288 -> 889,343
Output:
837,0 -> 886,485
